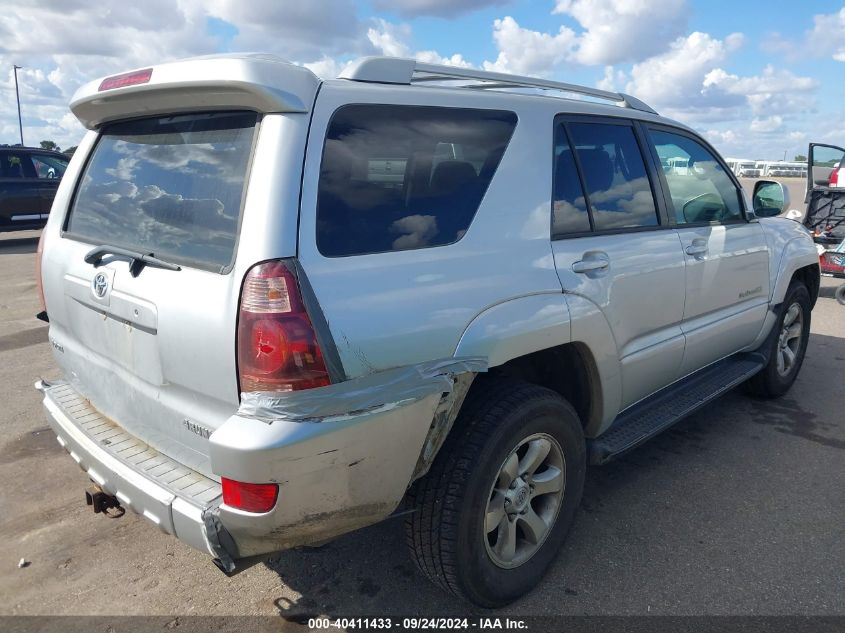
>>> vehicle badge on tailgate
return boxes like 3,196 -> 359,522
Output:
92,272 -> 109,298
183,419 -> 212,439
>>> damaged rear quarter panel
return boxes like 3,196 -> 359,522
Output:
211,392 -> 442,554
208,358 -> 486,555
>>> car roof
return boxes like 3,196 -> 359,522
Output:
0,146 -> 67,156
68,53 -> 696,137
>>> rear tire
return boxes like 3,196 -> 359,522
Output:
836,284 -> 845,306
404,378 -> 585,607
743,280 -> 811,398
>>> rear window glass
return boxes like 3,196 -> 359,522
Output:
66,112 -> 257,272
317,105 -> 517,257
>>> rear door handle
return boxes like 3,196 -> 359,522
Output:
572,253 -> 610,274
685,239 -> 708,256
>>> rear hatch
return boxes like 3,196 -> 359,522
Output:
43,111 -> 257,476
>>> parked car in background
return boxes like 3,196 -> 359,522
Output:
36,54 -> 820,608
0,146 -> 69,231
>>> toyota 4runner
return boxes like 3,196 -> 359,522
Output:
35,54 -> 820,607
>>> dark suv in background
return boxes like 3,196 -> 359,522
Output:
0,146 -> 69,232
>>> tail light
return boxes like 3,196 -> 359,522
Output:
237,260 -> 330,392
35,230 -> 47,321
221,478 -> 278,513
829,167 -> 840,187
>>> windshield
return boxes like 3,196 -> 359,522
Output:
66,111 -> 257,272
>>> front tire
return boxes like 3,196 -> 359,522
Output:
404,378 -> 585,607
836,284 -> 845,306
743,280 -> 811,398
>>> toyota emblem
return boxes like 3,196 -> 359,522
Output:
92,272 -> 109,298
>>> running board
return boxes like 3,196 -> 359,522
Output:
587,354 -> 766,465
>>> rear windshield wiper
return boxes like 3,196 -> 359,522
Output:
84,245 -> 181,277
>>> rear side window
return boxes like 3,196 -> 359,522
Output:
317,105 -> 517,257
552,124 -> 591,235
66,112 -> 257,272
0,152 -> 36,178
567,122 -> 658,231
31,154 -> 68,179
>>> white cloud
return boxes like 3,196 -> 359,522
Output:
625,31 -> 745,112
205,0 -> 366,60
483,16 -> 577,75
749,116 -> 784,134
0,1 -> 220,148
703,129 -> 740,149
367,20 -> 413,58
554,0 -> 689,65
596,66 -> 627,92
415,51 -> 473,68
765,7 -> 845,63
0,1 -> 379,148
702,66 -> 818,116
367,19 -> 472,68
105,157 -> 138,180
622,33 -> 817,159
371,0 -> 509,18
303,57 -> 352,80
480,2 -> 689,77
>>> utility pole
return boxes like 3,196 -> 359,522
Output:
13,65 -> 24,146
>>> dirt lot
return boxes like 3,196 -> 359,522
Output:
0,222 -> 843,620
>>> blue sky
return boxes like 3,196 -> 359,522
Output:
2,1 -> 844,160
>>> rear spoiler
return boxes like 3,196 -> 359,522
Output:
70,54 -> 321,130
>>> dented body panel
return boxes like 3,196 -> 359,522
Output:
39,357 -> 482,563
212,392 -> 443,556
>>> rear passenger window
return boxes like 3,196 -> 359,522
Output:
0,153 -> 35,179
649,129 -> 743,224
317,105 -> 517,257
31,154 -> 68,179
568,122 -> 658,231
552,125 -> 591,235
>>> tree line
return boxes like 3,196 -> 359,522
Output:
38,140 -> 78,156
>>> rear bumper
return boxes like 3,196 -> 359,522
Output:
37,380 -> 224,560
36,374 -> 454,566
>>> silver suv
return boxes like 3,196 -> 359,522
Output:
36,54 -> 820,607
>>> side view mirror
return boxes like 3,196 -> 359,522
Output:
752,180 -> 791,218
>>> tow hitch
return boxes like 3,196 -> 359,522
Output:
85,486 -> 125,518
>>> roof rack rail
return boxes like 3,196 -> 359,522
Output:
338,57 -> 657,115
